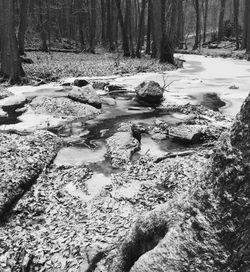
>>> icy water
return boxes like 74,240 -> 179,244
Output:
5,54 -> 250,201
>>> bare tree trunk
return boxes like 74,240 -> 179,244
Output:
218,0 -> 226,42
151,0 -> 161,58
202,0 -> 208,43
136,0 -> 146,58
241,0 -> 247,49
18,0 -> 29,55
0,0 -> 25,83
233,0 -> 240,49
126,0 -> 135,57
246,0 -> 250,60
89,0 -> 96,53
115,0 -> 130,57
38,0 -> 48,52
77,0 -> 85,50
177,0 -> 184,49
193,0 -> 201,50
101,0 -> 106,45
106,0 -> 115,51
146,0 -> 152,55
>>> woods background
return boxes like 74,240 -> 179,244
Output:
0,0 -> 250,83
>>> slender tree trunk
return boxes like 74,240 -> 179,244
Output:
218,0 -> 226,42
202,0 -> 208,43
115,0 -> 130,57
151,0 -> 161,58
18,0 -> 29,55
241,0 -> 247,49
107,0 -> 115,51
246,0 -> 250,60
101,0 -> 106,45
146,0 -> 152,55
136,0 -> 146,58
177,0 -> 184,49
38,0 -> 48,52
0,0 -> 25,83
77,0 -> 85,50
233,0 -> 240,49
193,0 -> 201,50
126,0 -> 135,57
46,0 -> 51,52
89,0 -> 96,53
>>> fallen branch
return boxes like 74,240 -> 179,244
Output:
154,150 -> 195,163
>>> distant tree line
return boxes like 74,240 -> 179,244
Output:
0,0 -> 250,84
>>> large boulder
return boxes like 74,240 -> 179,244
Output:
135,81 -> 164,104
68,85 -> 102,109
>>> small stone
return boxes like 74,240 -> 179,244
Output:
73,79 -> 89,87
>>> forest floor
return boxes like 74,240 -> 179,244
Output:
21,51 -> 174,84
0,52 -> 249,271
176,40 -> 246,60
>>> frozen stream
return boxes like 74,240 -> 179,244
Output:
4,54 -> 250,201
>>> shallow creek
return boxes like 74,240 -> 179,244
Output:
5,54 -> 250,201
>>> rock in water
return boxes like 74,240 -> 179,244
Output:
135,81 -> 164,104
169,124 -> 206,144
73,78 -> 89,87
106,124 -> 141,168
68,85 -> 102,109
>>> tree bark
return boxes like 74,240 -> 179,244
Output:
77,0 -> 85,51
177,0 -> 185,49
193,0 -> 201,50
101,0 -> 106,45
136,0 -> 146,58
0,0 -> 25,83
246,0 -> 250,60
38,0 -> 48,52
126,0 -> 135,57
241,0 -> 247,49
18,0 -> 29,55
202,0 -> 208,43
106,0 -> 115,51
146,0 -> 152,55
89,0 -> 97,53
218,0 -> 226,42
115,0 -> 130,57
233,0 -> 240,50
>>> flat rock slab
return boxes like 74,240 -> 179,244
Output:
30,96 -> 100,119
68,85 -> 102,109
169,124 -> 207,144
106,131 -> 140,168
0,131 -> 61,219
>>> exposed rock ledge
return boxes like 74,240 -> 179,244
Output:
108,93 -> 250,272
